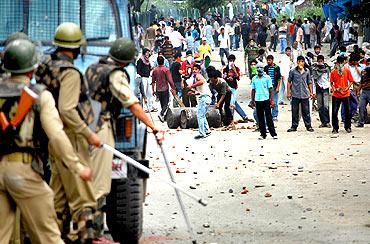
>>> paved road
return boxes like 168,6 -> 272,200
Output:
139,45 -> 370,244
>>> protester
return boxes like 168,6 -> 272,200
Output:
302,18 -> 311,50
170,52 -> 183,97
311,55 -> 331,127
169,26 -> 185,54
152,56 -> 177,122
209,69 -> 233,126
185,29 -> 195,54
344,53 -> 365,122
154,28 -> 164,53
161,36 -> 174,65
187,64 -> 212,139
218,27 -> 230,66
181,51 -> 197,107
268,18 -> 278,52
223,54 -> 253,125
278,20 -> 288,54
145,22 -> 156,50
279,47 -> 293,104
251,63 -> 278,139
330,56 -> 354,133
204,21 -> 215,50
245,39 -> 259,77
356,67 -> 370,127
198,37 -> 212,59
137,48 -> 156,112
264,55 -> 281,121
287,55 -> 314,132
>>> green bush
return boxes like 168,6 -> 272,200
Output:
277,5 -> 324,22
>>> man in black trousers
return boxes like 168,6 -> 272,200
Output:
251,63 -> 278,139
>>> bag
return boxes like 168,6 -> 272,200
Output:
85,58 -> 124,130
36,54 -> 100,131
0,81 -> 48,175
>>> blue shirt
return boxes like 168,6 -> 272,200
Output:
251,74 -> 272,101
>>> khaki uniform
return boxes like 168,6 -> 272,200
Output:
48,55 -> 96,226
0,75 -> 78,244
90,66 -> 139,199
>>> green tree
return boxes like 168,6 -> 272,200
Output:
130,0 -> 145,12
187,0 -> 226,17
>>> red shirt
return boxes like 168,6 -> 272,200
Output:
330,67 -> 354,98
152,65 -> 175,92
180,61 -> 194,79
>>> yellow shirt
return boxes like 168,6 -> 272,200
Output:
198,44 -> 211,59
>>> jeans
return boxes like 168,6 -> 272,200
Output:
358,90 -> 370,125
269,35 -> 277,51
197,95 -> 211,136
219,48 -> 230,66
332,96 -> 351,130
218,92 -> 233,126
272,88 -> 279,119
234,35 -> 240,49
230,88 -> 249,119
242,34 -> 249,49
141,76 -> 154,111
157,90 -> 170,117
230,88 -> 237,107
290,35 -> 296,47
229,35 -> 234,50
341,90 -> 358,121
235,101 -> 248,119
310,34 -> 317,48
291,97 -> 312,129
279,76 -> 287,103
175,82 -> 182,97
316,87 -> 330,125
330,40 -> 338,57
304,34 -> 311,49
256,100 -> 277,137
194,40 -> 200,52
279,38 -> 287,54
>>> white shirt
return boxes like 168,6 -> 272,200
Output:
227,2 -> 234,20
348,64 -> 365,84
195,75 -> 212,97
169,31 -> 184,48
218,34 -> 229,48
280,54 -> 293,77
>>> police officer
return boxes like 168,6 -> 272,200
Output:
36,22 -> 99,241
0,39 -> 92,243
1,32 -> 31,76
85,37 -> 163,206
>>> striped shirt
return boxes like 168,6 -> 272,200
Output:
279,26 -> 287,39
267,66 -> 276,85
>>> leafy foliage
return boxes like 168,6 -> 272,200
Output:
129,0 -> 145,12
187,0 -> 226,16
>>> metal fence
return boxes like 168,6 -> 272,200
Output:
133,2 -> 246,29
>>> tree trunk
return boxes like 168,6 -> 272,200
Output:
130,0 -> 144,12
166,108 -> 183,129
180,107 -> 222,129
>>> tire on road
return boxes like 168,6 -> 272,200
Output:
106,178 -> 144,244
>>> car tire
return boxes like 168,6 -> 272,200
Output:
106,178 -> 143,244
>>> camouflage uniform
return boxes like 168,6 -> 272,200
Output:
85,57 -> 139,199
36,53 -> 97,239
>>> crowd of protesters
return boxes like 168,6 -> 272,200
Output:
133,1 -> 370,139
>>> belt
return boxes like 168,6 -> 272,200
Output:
1,152 -> 33,163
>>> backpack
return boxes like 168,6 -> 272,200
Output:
35,54 -> 100,131
0,80 -> 48,176
85,58 -> 127,129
